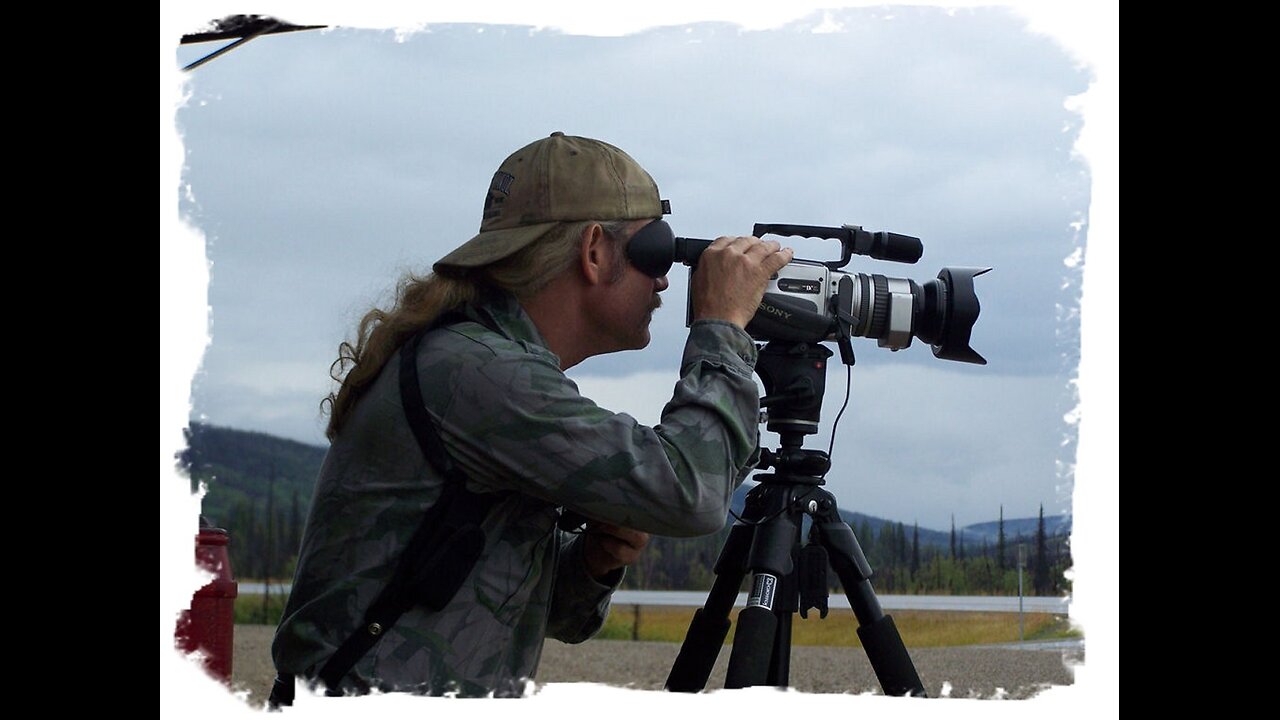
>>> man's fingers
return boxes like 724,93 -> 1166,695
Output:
762,246 -> 795,273
690,234 -> 792,329
708,235 -> 743,250
597,536 -> 639,561
589,534 -> 642,566
743,238 -> 783,258
605,527 -> 649,552
706,236 -> 787,267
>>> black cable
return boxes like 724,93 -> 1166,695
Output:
728,486 -> 820,527
823,364 -> 853,475
728,504 -> 786,527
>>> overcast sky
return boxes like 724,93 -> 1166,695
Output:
161,1 -> 1118,715
173,6 -> 1086,532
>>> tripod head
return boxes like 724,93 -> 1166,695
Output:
753,340 -> 835,486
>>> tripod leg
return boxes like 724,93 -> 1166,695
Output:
856,613 -> 922,697
813,500 -> 926,697
665,522 -> 753,692
725,558 -> 799,688
725,484 -> 799,689
768,603 -> 793,685
724,574 -> 780,689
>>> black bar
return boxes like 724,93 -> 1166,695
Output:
753,223 -> 846,241
183,35 -> 261,72
673,236 -> 712,266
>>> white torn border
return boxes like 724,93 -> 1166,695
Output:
161,1 -> 1117,717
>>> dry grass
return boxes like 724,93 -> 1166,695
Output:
599,605 -> 1076,647
235,592 -> 1080,648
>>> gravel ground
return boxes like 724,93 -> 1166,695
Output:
229,625 -> 1080,706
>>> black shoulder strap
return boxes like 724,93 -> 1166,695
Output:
312,312 -> 500,696
398,315 -> 468,482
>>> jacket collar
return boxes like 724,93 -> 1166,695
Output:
463,287 -> 560,365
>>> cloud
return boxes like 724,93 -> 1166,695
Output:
571,362 -> 1069,530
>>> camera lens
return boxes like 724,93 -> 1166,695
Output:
841,267 -> 989,364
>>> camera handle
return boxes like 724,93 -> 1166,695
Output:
664,456 -> 925,695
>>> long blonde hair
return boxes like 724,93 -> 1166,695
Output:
322,219 -> 630,439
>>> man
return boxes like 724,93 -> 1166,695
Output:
271,132 -> 793,698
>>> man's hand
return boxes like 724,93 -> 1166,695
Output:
582,522 -> 650,582
691,235 -> 794,329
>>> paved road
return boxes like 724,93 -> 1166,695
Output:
609,590 -> 1070,614
225,625 -> 1080,707
238,585 -> 1069,614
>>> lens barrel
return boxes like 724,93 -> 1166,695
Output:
841,267 -> 989,365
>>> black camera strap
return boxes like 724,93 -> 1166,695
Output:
272,313 -> 502,706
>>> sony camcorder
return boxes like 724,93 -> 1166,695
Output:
626,221 -> 990,365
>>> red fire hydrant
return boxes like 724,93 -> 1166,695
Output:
174,522 -> 238,684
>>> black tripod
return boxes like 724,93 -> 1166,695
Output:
665,341 -> 926,695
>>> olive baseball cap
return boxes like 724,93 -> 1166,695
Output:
434,132 -> 670,273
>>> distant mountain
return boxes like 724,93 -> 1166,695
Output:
176,424 -> 1069,546
730,482 -> 952,548
962,514 -> 1071,543
177,422 -> 326,528
729,482 -> 1069,548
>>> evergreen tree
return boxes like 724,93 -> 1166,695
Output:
950,515 -> 956,560
1034,504 -> 1051,594
286,486 -> 298,556
977,540 -> 990,590
896,521 -> 907,565
858,519 -> 873,548
276,505 -> 290,573
253,463 -> 281,623
981,537 -> 991,590
958,529 -> 966,561
264,467 -> 276,580
235,498 -> 258,579
879,523 -> 896,568
997,505 -> 1007,571
910,522 -> 920,577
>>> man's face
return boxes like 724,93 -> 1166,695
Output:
591,219 -> 669,354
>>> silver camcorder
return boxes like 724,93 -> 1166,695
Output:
626,221 -> 990,364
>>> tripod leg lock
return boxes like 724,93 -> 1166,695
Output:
816,521 -> 874,583
799,544 -> 829,619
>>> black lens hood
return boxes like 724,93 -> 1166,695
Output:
930,267 -> 991,365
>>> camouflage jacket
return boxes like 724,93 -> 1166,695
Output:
272,288 -> 760,696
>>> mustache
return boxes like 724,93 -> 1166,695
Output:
650,295 -> 663,312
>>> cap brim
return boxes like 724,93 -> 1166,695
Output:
433,221 -> 560,273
